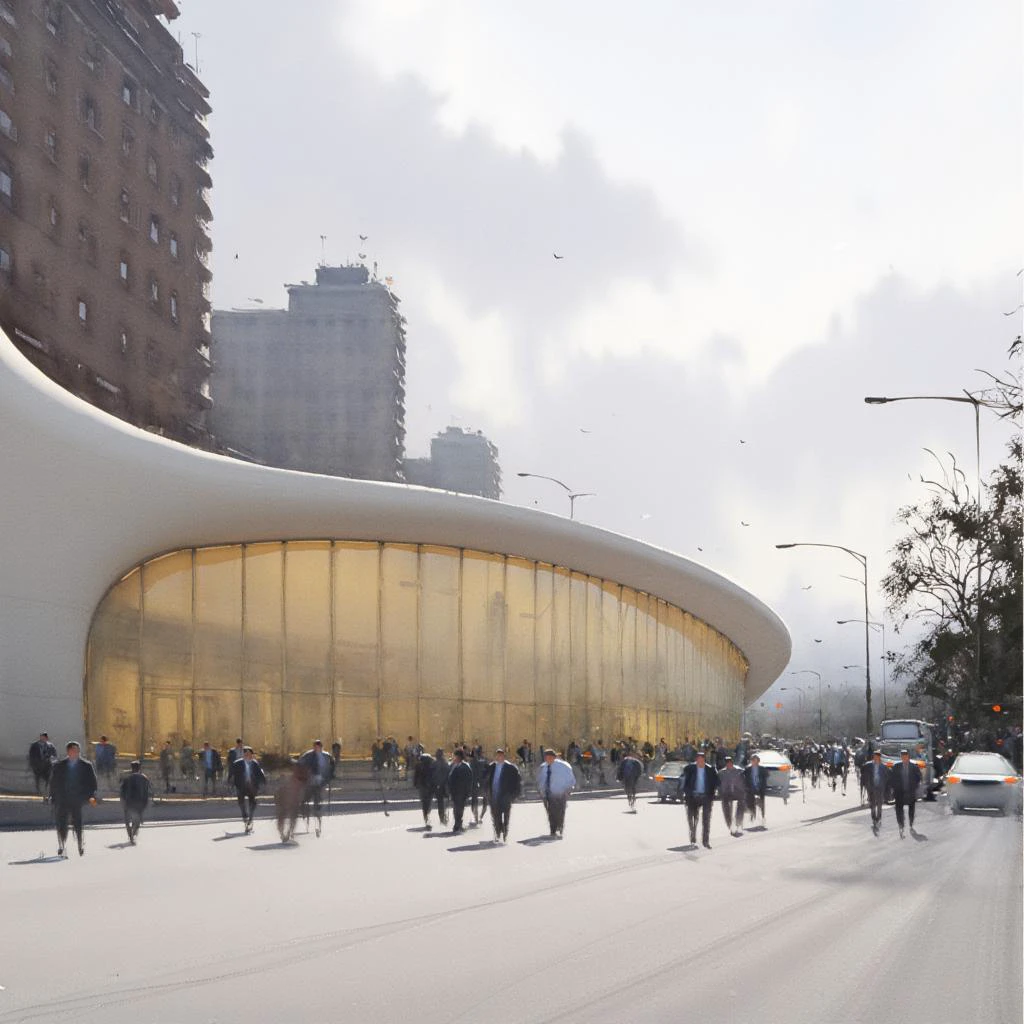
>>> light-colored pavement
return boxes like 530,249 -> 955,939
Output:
0,779 -> 1020,1024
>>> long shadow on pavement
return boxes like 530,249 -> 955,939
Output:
909,829 -> 929,841
800,805 -> 866,827
667,844 -> 700,853
212,831 -> 248,842
517,834 -> 560,847
247,842 -> 300,851
448,841 -> 500,853
8,854 -> 65,865
106,841 -> 135,850
423,831 -> 459,839
406,826 -> 431,833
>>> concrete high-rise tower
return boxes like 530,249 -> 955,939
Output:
211,265 -> 407,481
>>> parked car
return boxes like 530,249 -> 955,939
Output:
651,760 -> 690,802
944,751 -> 1023,816
750,749 -> 793,803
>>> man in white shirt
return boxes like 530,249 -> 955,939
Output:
536,749 -> 576,838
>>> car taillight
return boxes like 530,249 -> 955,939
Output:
1003,777 -> 1020,785
945,775 -> 960,784
654,775 -> 665,783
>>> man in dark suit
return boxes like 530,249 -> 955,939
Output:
617,750 -> 644,811
860,749 -> 889,836
49,741 -> 98,857
448,749 -> 474,833
227,746 -> 266,834
28,732 -> 57,796
226,738 -> 245,772
888,749 -> 923,838
199,741 -> 223,798
119,760 -> 151,845
483,748 -> 522,843
679,750 -> 719,848
298,739 -> 335,833
743,753 -> 770,826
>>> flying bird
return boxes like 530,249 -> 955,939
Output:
234,253 -> 239,260
814,639 -> 823,643
553,253 -> 564,259
739,439 -> 746,444
697,546 -> 704,552
801,585 -> 813,590
1003,304 -> 1023,316
740,521 -> 751,527
359,234 -> 368,241
579,428 -> 592,434
246,297 -> 264,304
358,253 -> 367,259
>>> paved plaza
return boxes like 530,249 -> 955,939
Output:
0,781 -> 1020,1023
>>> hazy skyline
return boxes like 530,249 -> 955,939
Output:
173,0 -> 1021,712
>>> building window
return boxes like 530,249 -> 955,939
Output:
148,214 -> 159,244
168,173 -> 181,208
45,63 -> 58,97
82,39 -> 101,73
148,276 -> 159,304
168,232 -> 178,259
45,128 -> 57,161
148,100 -> 162,125
119,188 -> 130,222
119,328 -> 129,355
0,244 -> 10,276
121,76 -> 136,109
0,3 -> 15,28
0,65 -> 12,93
118,254 -> 129,285
77,221 -> 97,264
48,199 -> 59,230
78,298 -> 88,324
78,153 -> 91,190
121,124 -> 135,157
146,152 -> 157,183
81,94 -> 99,131
0,108 -> 14,140
0,163 -> 11,203
169,292 -> 178,322
0,35 -> 11,59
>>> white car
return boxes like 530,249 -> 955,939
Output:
945,752 -> 1023,815
750,749 -> 793,803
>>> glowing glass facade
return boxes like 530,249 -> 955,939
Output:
86,542 -> 749,757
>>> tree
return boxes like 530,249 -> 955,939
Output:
883,342 -> 1022,723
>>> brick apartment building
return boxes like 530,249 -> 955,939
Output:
0,0 -> 213,445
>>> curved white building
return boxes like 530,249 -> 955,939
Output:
0,330 -> 791,759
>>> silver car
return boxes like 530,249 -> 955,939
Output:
750,749 -> 793,803
945,752 -> 1023,815
651,760 -> 690,802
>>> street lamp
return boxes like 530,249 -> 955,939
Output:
776,542 -> 873,734
790,670 -> 823,739
863,392 -> 999,718
516,472 -> 595,520
838,619 -> 888,718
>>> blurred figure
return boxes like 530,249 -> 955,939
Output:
94,735 -> 117,787
298,740 -> 335,835
199,741 -> 222,797
119,760 -> 151,845
537,749 -> 576,839
743,753 -> 769,827
680,750 -> 719,849
275,763 -> 309,843
483,748 -> 522,842
718,754 -> 746,836
228,746 -> 266,834
860,750 -> 889,836
179,741 -> 196,788
889,749 -> 922,838
430,748 -> 450,826
617,749 -> 644,811
27,732 -> 56,797
413,749 -> 437,829
158,740 -> 174,793
49,741 -> 98,857
226,738 -> 246,772
448,749 -> 473,833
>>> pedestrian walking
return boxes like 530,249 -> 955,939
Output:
27,732 -> 57,797
274,763 -> 308,843
119,760 -> 151,845
469,747 -> 487,824
536,748 -> 576,838
889,749 -> 922,838
298,739 -> 334,835
617,750 -> 644,811
226,738 -> 246,772
199,741 -> 223,797
448,749 -> 474,833
430,748 -> 450,826
49,741 -> 98,857
483,748 -> 522,842
679,750 -> 719,848
860,749 -> 889,836
158,740 -> 174,793
718,754 -> 746,836
413,750 -> 437,829
743,753 -> 769,827
227,746 -> 266,834
179,741 -> 196,788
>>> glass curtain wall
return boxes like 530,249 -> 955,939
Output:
86,542 -> 749,757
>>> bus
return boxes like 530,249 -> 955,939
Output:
877,719 -> 940,800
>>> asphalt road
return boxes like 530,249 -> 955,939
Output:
0,778 -> 1020,1024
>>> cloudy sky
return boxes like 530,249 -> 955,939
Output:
173,0 -> 1020,715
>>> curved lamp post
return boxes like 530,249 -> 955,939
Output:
516,472 -> 595,520
776,542 -> 872,734
838,619 -> 887,718
789,669 -> 823,739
